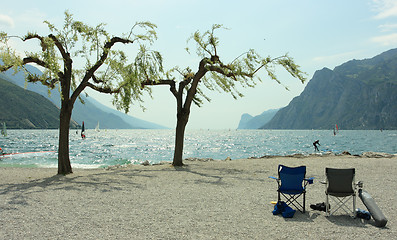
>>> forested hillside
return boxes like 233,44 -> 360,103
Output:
0,76 -> 78,129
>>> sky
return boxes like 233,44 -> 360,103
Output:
1,0 -> 397,129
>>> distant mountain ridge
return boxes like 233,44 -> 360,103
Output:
237,109 -> 278,129
0,75 -> 79,129
1,64 -> 167,129
262,48 -> 397,130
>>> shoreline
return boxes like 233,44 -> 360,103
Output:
1,151 -> 396,170
1,154 -> 396,239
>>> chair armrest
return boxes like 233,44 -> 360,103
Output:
304,177 -> 314,184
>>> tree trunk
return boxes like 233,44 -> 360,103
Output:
58,102 -> 73,175
172,111 -> 189,166
172,60 -> 206,166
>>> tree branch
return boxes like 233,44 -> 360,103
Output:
72,37 -> 136,103
141,79 -> 177,98
23,33 -> 69,61
0,65 -> 13,72
86,82 -> 122,94
207,65 -> 254,80
23,33 -> 45,49
91,74 -> 104,84
25,73 -> 58,88
84,37 -> 135,82
48,34 -> 69,60
183,58 -> 209,111
23,56 -> 48,68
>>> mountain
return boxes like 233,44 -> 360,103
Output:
1,65 -> 167,129
86,97 -> 166,129
237,109 -> 279,129
262,49 -> 397,130
0,75 -> 79,129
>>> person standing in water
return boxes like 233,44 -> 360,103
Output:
313,140 -> 320,151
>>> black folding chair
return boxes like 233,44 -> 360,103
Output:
325,168 -> 358,217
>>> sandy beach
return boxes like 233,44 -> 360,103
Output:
1,154 -> 396,239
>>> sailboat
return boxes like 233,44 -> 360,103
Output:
95,121 -> 100,132
1,122 -> 7,137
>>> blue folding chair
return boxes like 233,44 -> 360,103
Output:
269,165 -> 314,213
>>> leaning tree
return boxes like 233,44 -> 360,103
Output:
0,11 -> 162,174
142,25 -> 306,166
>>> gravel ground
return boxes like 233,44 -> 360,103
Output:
0,154 -> 395,239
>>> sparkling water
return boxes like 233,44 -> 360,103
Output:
1,129 -> 396,168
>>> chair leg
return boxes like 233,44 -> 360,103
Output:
280,193 -> 305,213
326,194 -> 330,216
353,194 -> 356,218
327,195 -> 356,217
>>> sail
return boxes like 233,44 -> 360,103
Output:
336,124 -> 339,132
1,122 -> 7,137
95,121 -> 100,132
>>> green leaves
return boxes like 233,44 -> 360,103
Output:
134,44 -> 163,81
0,32 -> 8,42
0,32 -> 21,71
110,44 -> 164,113
2,11 -> 307,118
188,24 -> 226,58
0,11 -> 163,114
183,24 -> 307,106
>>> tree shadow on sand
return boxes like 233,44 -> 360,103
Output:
0,168 -> 155,210
1,162 -> 269,214
172,162 -> 266,187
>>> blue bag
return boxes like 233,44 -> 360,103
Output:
356,208 -> 371,220
272,201 -> 296,218
282,206 -> 296,218
272,201 -> 286,215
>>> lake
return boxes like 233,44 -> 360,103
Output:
1,129 -> 396,168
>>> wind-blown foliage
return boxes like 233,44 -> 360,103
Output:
1,11 -> 159,105
0,11 -> 162,174
143,24 -> 307,166
186,24 -> 305,103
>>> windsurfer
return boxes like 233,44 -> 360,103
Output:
313,140 -> 320,151
81,121 -> 86,139
0,147 -> 4,155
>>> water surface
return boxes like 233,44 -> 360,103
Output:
1,129 -> 395,168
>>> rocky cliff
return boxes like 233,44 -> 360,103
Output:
262,49 -> 397,130
237,109 -> 278,129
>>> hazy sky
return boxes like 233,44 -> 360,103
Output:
1,0 -> 396,129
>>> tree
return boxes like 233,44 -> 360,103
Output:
142,25 -> 306,166
0,11 -> 162,174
